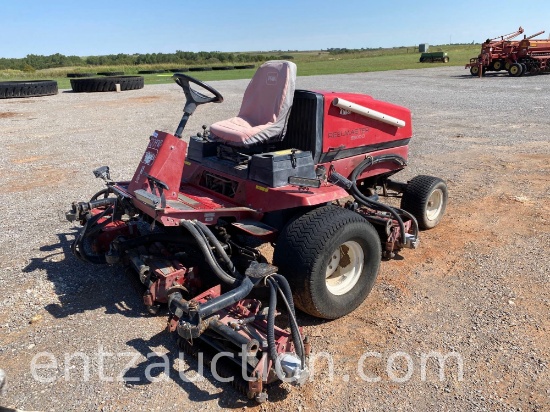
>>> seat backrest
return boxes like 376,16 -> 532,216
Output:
209,60 -> 297,147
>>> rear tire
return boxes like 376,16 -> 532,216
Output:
273,205 -> 381,319
520,63 -> 527,76
400,175 -> 448,230
508,63 -> 523,77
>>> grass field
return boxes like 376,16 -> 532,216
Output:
0,44 -> 479,89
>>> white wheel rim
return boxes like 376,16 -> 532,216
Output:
426,189 -> 444,221
325,241 -> 364,296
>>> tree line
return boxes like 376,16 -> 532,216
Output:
0,51 -> 283,71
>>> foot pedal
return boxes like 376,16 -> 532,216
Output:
232,220 -> 277,238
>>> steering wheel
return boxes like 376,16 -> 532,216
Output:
173,73 -> 223,109
172,73 -> 224,138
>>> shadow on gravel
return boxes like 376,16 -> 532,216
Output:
449,73 -> 520,79
23,230 -> 147,319
23,231 -> 293,406
123,331 -> 290,408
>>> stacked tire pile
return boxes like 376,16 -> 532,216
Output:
0,80 -> 58,99
70,75 -> 144,93
186,64 -> 255,72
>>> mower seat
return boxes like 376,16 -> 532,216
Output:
209,60 -> 297,147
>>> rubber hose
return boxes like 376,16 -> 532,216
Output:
349,156 -> 407,245
193,220 -> 241,278
393,206 -> 419,239
179,220 -> 237,285
266,279 -> 279,364
273,275 -> 305,365
351,185 -> 407,245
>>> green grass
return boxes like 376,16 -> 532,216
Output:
0,44 -> 480,89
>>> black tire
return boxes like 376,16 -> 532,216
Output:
212,66 -> 235,70
97,71 -> 124,76
70,76 -> 144,92
169,68 -> 189,72
189,67 -> 213,71
235,64 -> 255,69
419,57 -> 425,63
273,205 -> 382,319
400,175 -> 448,230
137,70 -> 167,74
470,66 -> 480,76
508,63 -> 523,77
0,80 -> 58,99
90,187 -> 115,201
492,60 -> 503,71
520,63 -> 527,76
67,73 -> 96,78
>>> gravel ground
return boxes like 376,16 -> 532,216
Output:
0,67 -> 548,411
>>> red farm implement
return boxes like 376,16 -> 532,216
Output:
466,27 -> 550,77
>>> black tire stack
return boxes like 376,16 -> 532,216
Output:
0,80 -> 58,99
66,73 -> 95,78
70,76 -> 144,92
97,71 -> 124,76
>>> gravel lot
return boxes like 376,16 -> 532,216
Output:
0,67 -> 549,411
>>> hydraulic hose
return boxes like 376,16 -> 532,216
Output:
198,277 -> 254,318
193,220 -> 241,279
392,206 -> 419,241
266,279 -> 279,364
272,275 -> 305,366
348,156 -> 408,246
179,219 -> 237,285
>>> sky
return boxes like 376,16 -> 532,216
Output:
2,0 -> 550,58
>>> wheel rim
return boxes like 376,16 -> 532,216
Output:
471,67 -> 479,75
426,189 -> 444,221
510,65 -> 519,75
325,241 -> 364,296
493,61 -> 501,70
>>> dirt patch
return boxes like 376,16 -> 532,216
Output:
0,112 -> 19,118
1,166 -> 70,193
12,155 -> 49,164
125,95 -> 162,104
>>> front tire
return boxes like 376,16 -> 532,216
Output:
401,175 -> 448,230
274,205 -> 382,319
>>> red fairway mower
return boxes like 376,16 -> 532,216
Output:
66,61 -> 448,401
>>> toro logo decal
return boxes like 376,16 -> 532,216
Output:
143,151 -> 156,165
266,72 -> 278,85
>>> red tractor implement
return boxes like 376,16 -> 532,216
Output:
465,26 -> 524,76
66,61 -> 448,401
466,28 -> 550,77
506,32 -> 550,76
